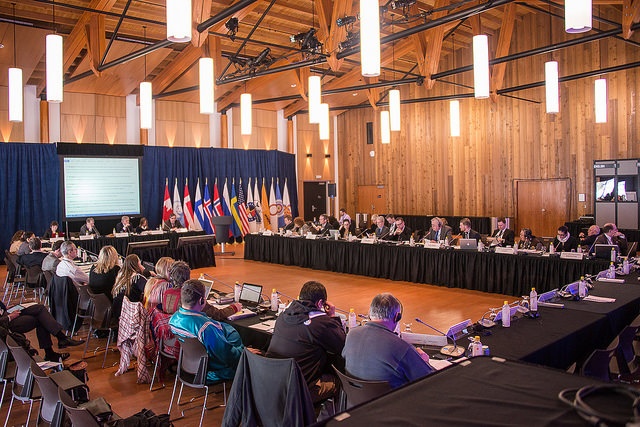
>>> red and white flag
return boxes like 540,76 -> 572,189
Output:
162,178 -> 173,221
183,178 -> 195,230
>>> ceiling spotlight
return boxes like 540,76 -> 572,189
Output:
336,15 -> 357,27
248,48 -> 273,68
225,17 -> 239,41
389,0 -> 416,9
338,31 -> 360,51
291,28 -> 322,53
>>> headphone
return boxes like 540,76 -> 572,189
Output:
394,298 -> 403,323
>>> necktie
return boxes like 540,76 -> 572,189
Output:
465,232 -> 469,239
436,231 -> 440,241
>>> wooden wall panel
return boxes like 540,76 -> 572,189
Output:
60,93 -> 126,144
155,100 -> 210,147
337,12 -> 640,226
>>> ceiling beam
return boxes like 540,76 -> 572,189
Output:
489,3 -> 516,101
622,0 -> 640,38
365,77 -> 381,109
152,44 -> 204,95
196,0 -> 259,33
424,0 -> 451,89
192,0 -> 213,48
84,13 -> 106,77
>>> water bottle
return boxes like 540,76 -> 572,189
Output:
348,308 -> 357,330
513,245 -> 518,255
549,243 -> 555,254
578,276 -> 587,298
470,336 -> 483,357
577,246 -> 583,253
234,281 -> 242,303
529,287 -> 538,313
477,241 -> 484,252
623,258 -> 630,274
501,301 -> 511,327
608,262 -> 616,279
410,235 -> 415,247
611,248 -> 617,262
270,288 -> 278,311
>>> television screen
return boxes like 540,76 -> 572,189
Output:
595,178 -> 614,200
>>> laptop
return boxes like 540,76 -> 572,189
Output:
328,229 -> 340,239
459,238 -> 478,250
594,244 -> 618,259
198,278 -> 215,299
240,283 -> 263,308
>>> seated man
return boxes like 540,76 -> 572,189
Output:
580,225 -> 601,252
42,240 -> 63,273
552,225 -> 579,252
115,215 -> 133,233
162,213 -> 183,231
342,293 -> 434,389
169,279 -> 248,383
424,217 -> 453,244
17,237 -> 48,268
267,281 -> 346,403
390,217 -> 412,241
458,218 -> 482,243
490,217 -> 515,247
0,300 -> 84,361
79,217 -> 101,236
372,215 -> 390,239
312,214 -> 332,236
594,223 -> 629,255
283,214 -> 295,232
56,241 -> 89,285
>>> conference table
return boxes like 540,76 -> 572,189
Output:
244,234 -> 610,296
70,231 -> 215,268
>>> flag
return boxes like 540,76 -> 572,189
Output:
192,178 -> 204,232
246,178 -> 258,232
162,178 -> 173,221
183,178 -> 195,230
202,179 -> 214,234
230,179 -> 246,236
275,178 -> 285,229
222,178 -> 239,238
260,178 -> 270,229
237,179 -> 251,234
212,178 -> 223,216
269,178 -> 278,232
172,179 -> 184,226
282,178 -> 292,217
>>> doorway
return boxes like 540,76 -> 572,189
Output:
303,181 -> 327,221
515,179 -> 571,237
357,185 -> 388,216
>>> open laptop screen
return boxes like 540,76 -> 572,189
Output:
198,278 -> 214,298
240,283 -> 263,307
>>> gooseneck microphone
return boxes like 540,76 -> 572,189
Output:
415,318 -> 465,357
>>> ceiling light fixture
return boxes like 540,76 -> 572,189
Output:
472,34 -> 490,99
565,0 -> 592,33
381,110 -> 390,144
360,0 -> 381,77
140,27 -> 152,129
241,92 -> 252,135
319,103 -> 330,140
8,3 -> 22,122
46,1 -> 63,103
450,34 -> 460,137
595,78 -> 607,123
166,0 -> 192,42
308,75 -> 322,124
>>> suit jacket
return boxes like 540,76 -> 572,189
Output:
375,226 -> 390,239
79,224 -> 100,236
317,222 -> 331,236
460,229 -> 482,243
594,234 -> 629,255
425,225 -> 453,243
491,228 -> 515,247
390,226 -> 413,241
552,235 -> 579,252
115,222 -> 133,233
283,222 -> 295,231
162,219 -> 183,231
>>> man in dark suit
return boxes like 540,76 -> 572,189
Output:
594,223 -> 629,255
424,217 -> 453,244
552,225 -> 579,252
579,225 -> 601,252
490,217 -> 515,247
79,217 -> 101,236
373,216 -> 390,239
315,214 -> 332,236
283,214 -> 295,232
390,217 -> 412,241
17,238 -> 48,268
162,213 -> 183,231
115,215 -> 133,233
459,218 -> 482,243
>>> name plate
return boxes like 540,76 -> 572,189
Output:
262,230 -> 273,236
114,232 -> 129,238
560,252 -> 585,260
401,332 -> 447,347
495,247 -> 515,254
360,237 -> 376,244
424,242 -> 441,249
79,234 -> 94,240
49,237 -> 64,243
305,233 -> 317,240
147,229 -> 164,235
176,228 -> 189,233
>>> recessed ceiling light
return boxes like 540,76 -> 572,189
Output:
291,83 -> 297,88
352,92 -> 358,96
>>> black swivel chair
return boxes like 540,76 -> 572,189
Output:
333,366 -> 391,410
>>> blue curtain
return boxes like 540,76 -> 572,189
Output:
141,147 -> 298,229
0,143 -> 59,254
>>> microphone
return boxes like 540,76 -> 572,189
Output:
355,228 -> 369,239
376,229 -> 391,241
587,238 -> 598,255
415,318 -> 465,357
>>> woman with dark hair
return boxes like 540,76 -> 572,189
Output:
517,228 -> 544,251
89,245 -> 121,299
9,230 -> 24,254
43,221 -> 64,239
16,231 -> 35,256
112,254 -> 147,319
135,217 -> 149,234
339,219 -> 351,239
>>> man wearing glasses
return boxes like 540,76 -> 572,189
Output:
551,225 -> 579,252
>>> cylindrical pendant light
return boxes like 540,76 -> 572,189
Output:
308,75 -> 322,124
241,93 -> 252,135
380,111 -> 390,144
199,58 -> 214,114
545,61 -> 559,114
319,103 -> 330,140
9,68 -> 23,122
46,34 -> 63,103
565,0 -> 592,33
595,78 -> 607,123
389,89 -> 401,131
449,100 -> 460,137
140,81 -> 153,129
360,0 -> 381,77
166,0 -> 192,42
472,35 -> 490,99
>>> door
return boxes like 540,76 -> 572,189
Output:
516,179 -> 571,237
357,185 -> 388,216
303,181 -> 327,221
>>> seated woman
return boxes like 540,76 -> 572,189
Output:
112,254 -> 147,320
89,245 -> 121,300
42,221 -> 64,239
16,231 -> 35,256
339,219 -> 351,239
9,230 -> 24,254
143,257 -> 174,310
517,228 -> 544,251
135,217 -> 149,234
292,217 -> 305,234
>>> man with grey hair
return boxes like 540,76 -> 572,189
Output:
169,279 -> 250,383
80,217 -> 100,236
424,217 -> 453,243
42,240 -> 63,273
115,215 -> 133,233
55,241 -> 89,285
342,293 -> 434,389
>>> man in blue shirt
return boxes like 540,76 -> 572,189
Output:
342,293 -> 434,389
169,279 -> 248,382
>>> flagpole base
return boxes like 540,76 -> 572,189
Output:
214,242 -> 235,256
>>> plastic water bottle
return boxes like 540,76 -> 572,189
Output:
477,241 -> 484,252
470,336 -> 483,357
234,281 -> 242,303
577,246 -> 582,253
501,301 -> 511,327
611,248 -> 617,262
530,287 -> 538,313
410,235 -> 415,247
513,245 -> 518,255
549,243 -> 555,254
348,308 -> 357,330
623,258 -> 630,275
270,288 -> 278,311
579,276 -> 587,298
608,262 -> 616,279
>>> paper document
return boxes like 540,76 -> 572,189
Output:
583,295 -> 616,303
248,319 -> 276,333
429,359 -> 453,370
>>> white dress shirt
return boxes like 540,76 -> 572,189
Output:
56,258 -> 90,285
